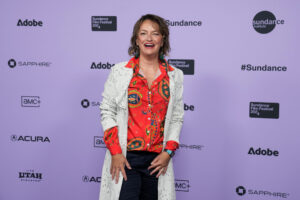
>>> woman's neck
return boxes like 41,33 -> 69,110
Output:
139,54 -> 159,70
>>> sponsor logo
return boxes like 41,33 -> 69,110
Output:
236,186 -> 246,196
17,19 -> 43,27
241,64 -> 287,72
91,16 -> 117,31
8,59 -> 17,68
82,175 -> 101,183
91,62 -> 114,69
248,147 -> 279,157
11,135 -> 50,143
166,20 -> 202,27
179,144 -> 204,151
8,58 -> 51,68
184,103 -> 194,111
21,96 -> 41,107
81,99 -> 100,108
19,170 -> 43,182
249,102 -> 279,119
253,11 -> 284,34
236,186 -> 290,198
168,59 -> 194,75
175,179 -> 190,192
94,136 -> 106,148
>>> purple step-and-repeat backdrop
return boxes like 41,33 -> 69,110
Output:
1,0 -> 300,199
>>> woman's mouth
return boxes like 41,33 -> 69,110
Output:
144,43 -> 155,48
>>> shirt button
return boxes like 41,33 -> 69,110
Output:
148,104 -> 151,107
147,144 -> 150,146
146,130 -> 150,133
148,91 -> 151,94
148,117 -> 151,120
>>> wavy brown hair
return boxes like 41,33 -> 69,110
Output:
128,14 -> 170,57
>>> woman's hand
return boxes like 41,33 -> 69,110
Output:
110,153 -> 131,184
148,152 -> 171,178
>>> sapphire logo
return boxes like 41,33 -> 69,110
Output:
249,102 -> 279,119
81,99 -> 90,108
8,59 -> 51,68
91,16 -> 117,31
253,11 -> 284,34
236,186 -> 246,196
168,59 -> 194,75
8,59 -> 17,68
236,185 -> 290,198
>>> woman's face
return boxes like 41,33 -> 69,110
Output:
136,19 -> 163,58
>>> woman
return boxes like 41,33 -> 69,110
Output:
99,14 -> 184,200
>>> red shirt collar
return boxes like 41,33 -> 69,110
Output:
125,57 -> 174,73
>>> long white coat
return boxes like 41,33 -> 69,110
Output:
99,61 -> 184,200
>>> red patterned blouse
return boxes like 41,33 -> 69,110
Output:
103,57 -> 179,155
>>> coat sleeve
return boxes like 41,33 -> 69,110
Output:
99,67 -> 119,132
166,69 -> 184,144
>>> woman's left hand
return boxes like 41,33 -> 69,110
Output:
148,152 -> 171,178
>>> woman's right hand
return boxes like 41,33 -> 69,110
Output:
110,153 -> 132,184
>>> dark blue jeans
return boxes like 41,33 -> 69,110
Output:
119,151 -> 159,200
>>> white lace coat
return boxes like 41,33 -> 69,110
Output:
99,61 -> 184,200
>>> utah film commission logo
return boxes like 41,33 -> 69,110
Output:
19,169 -> 43,182
252,11 -> 284,34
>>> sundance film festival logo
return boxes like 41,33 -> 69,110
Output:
236,185 -> 290,198
94,136 -> 106,148
91,16 -> 117,31
91,62 -> 114,69
168,59 -> 194,75
248,147 -> 279,157
17,19 -> 43,27
8,58 -> 51,68
11,135 -> 50,143
81,99 -> 100,108
19,169 -> 43,182
21,96 -> 41,107
82,175 -> 101,183
241,64 -> 287,72
166,20 -> 202,27
249,102 -> 279,119
175,179 -> 190,192
253,11 -> 284,34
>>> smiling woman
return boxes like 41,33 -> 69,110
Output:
99,14 -> 184,200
